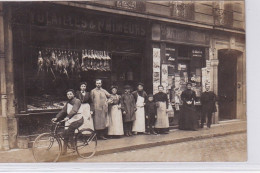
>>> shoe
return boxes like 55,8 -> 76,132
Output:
99,136 -> 108,140
132,132 -> 137,135
128,132 -> 133,136
145,132 -> 150,135
200,124 -> 204,128
151,131 -> 157,135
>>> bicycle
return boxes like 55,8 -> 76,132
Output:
32,119 -> 97,162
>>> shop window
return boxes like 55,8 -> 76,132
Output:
213,2 -> 234,27
178,46 -> 189,58
165,46 -> 204,110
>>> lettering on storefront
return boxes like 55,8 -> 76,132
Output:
192,49 -> 203,58
13,7 -> 146,37
161,25 -> 209,45
165,47 -> 176,62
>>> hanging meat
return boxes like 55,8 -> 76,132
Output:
44,51 -> 56,81
37,51 -> 44,76
74,52 -> 81,78
68,51 -> 76,74
81,50 -> 87,71
56,50 -> 63,73
61,50 -> 69,78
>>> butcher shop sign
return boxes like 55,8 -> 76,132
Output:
12,6 -> 147,38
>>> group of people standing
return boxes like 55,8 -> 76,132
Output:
89,80 -> 170,139
53,79 -> 217,154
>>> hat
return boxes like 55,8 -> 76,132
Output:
137,82 -> 144,87
80,82 -> 87,87
186,82 -> 192,86
66,89 -> 75,95
148,94 -> 154,98
110,85 -> 118,90
124,85 -> 131,89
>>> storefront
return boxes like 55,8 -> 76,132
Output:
151,23 -> 210,125
10,2 -> 150,147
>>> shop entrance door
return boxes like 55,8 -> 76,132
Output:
218,50 -> 237,120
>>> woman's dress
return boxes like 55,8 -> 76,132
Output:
108,94 -> 124,135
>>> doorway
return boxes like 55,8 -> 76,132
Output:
218,50 -> 238,120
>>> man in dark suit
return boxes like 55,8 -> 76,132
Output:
200,84 -> 217,128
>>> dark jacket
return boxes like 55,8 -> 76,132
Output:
76,90 -> 91,104
154,92 -> 169,109
181,89 -> 196,106
201,91 -> 217,113
132,90 -> 148,103
145,101 -> 157,117
56,97 -> 81,121
121,92 -> 136,122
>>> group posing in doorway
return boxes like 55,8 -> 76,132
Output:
52,79 -> 217,154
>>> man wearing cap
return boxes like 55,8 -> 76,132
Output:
132,82 -> 148,134
90,79 -> 111,140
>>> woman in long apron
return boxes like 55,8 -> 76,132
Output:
154,85 -> 169,134
107,86 -> 124,137
76,82 -> 94,131
132,83 -> 147,134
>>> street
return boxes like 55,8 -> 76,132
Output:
74,133 -> 247,162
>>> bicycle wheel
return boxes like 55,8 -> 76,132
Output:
32,133 -> 62,162
76,129 -> 97,159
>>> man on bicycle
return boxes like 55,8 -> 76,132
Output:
52,89 -> 83,155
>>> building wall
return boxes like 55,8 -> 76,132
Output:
81,1 -> 245,30
0,1 -> 246,150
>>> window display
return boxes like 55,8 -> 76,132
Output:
165,45 -> 205,107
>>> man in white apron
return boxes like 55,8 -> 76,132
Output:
132,83 -> 148,134
52,89 -> 83,155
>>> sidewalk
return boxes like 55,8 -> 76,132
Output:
0,120 -> 246,162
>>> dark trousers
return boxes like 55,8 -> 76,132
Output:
96,129 -> 107,137
155,128 -> 169,134
201,111 -> 213,128
145,116 -> 156,133
64,117 -> 84,144
124,122 -> 132,134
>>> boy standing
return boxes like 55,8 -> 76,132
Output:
145,94 -> 157,135
121,85 -> 136,136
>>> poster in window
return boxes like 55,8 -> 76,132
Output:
161,64 -> 168,92
153,48 -> 161,94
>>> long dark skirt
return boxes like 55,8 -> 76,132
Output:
179,105 -> 199,131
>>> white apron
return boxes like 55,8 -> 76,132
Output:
155,101 -> 169,128
132,94 -> 145,132
65,103 -> 83,130
79,103 -> 94,131
108,104 -> 124,135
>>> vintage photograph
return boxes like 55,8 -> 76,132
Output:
0,0 -> 246,162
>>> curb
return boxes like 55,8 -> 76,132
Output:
59,128 -> 246,162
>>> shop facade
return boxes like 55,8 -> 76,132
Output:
0,2 -> 246,150
1,2 -> 151,149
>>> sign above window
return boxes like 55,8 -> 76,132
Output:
192,49 -> 204,58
